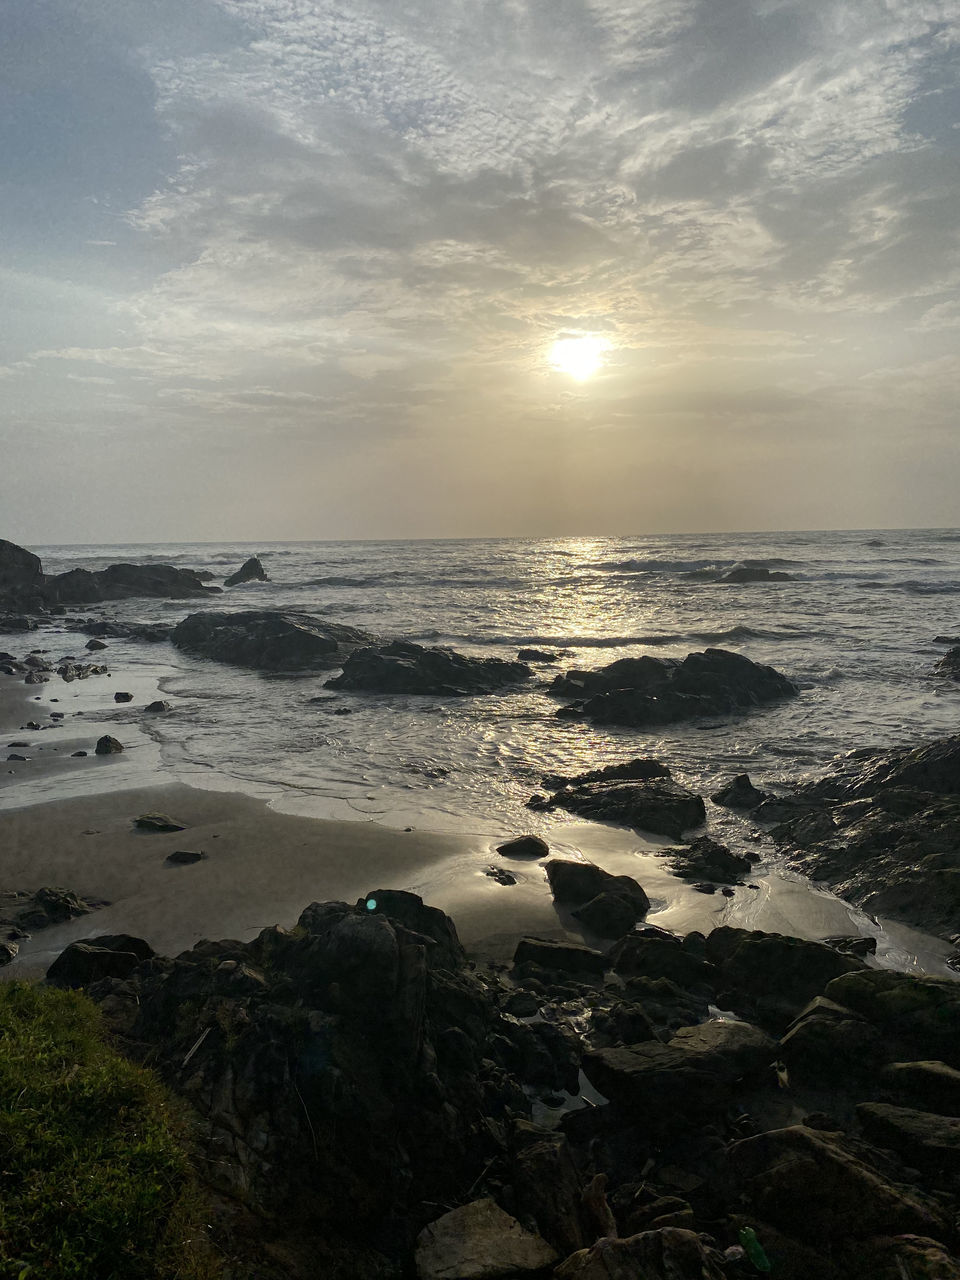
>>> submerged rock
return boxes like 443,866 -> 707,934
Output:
172,609 -> 375,671
710,773 -> 767,809
325,640 -> 532,695
224,555 -> 268,587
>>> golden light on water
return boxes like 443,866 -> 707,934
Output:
548,334 -> 610,381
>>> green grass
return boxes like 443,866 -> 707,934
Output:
0,982 -> 219,1280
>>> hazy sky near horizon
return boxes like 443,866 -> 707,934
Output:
2,0 -> 959,542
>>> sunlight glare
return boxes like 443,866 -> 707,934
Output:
549,335 -> 610,381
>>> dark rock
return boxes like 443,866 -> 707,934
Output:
544,859 -> 650,915
94,735 -> 123,755
24,671 -> 49,684
880,1060 -> 960,1115
542,758 -> 671,790
571,891 -> 646,939
533,778 -> 705,840
325,640 -> 532,696
496,834 -> 549,859
70,750 -> 88,757
67,618 -> 172,643
825,968 -> 960,1067
710,773 -> 767,808
85,638 -> 108,650
355,889 -> 464,969
608,933 -> 715,988
511,1124 -> 590,1256
172,609 -> 375,671
6,753 -> 28,761
716,564 -> 792,583
58,662 -> 108,681
551,647 -> 797,729
44,563 -> 219,604
555,1228 -> 727,1279
46,941 -> 143,988
167,850 -> 206,865
857,1102 -> 960,1174
513,937 -> 606,977
134,812 -> 187,832
517,648 -> 560,662
934,646 -> 960,679
224,556 -> 269,587
778,996 -> 887,1084
144,700 -> 172,712
821,934 -> 878,957
0,940 -> 18,965
659,835 -> 753,883
0,538 -> 44,602
113,691 -> 134,703
414,1198 -> 557,1279
483,865 -> 517,885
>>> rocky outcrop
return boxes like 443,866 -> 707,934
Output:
44,563 -> 219,604
766,735 -> 960,936
551,647 -> 797,728
529,776 -> 705,839
224,556 -> 268,587
935,646 -> 960,679
716,564 -> 792,583
63,894 -> 960,1280
172,610 -> 375,671
659,836 -> 755,886
0,539 -> 44,604
325,640 -> 532,696
544,858 -> 650,940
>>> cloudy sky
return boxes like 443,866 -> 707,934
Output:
2,0 -> 959,542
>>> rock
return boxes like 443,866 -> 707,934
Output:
23,887 -> 93,924
94,735 -> 124,755
167,850 -> 206,865
880,1060 -> 960,1115
571,891 -> 646,939
0,940 -> 19,965
511,1125 -> 590,1256
934,646 -> 960,679
533,779 -> 705,840
134,812 -> 187,832
555,1228 -> 727,1280
6,753 -> 28,761
517,648 -> 560,662
778,996 -> 887,1084
729,1125 -> 947,1245
483,866 -> 517,885
85,638 -> 107,650
545,858 -> 650,916
144,700 -> 172,712
172,610 -> 375,671
824,969 -> 960,1067
71,750 -> 87,757
44,563 -> 219,604
659,836 -> 753,883
325,640 -> 532,696
716,564 -> 792,583
608,933 -> 715,988
413,1198 -> 557,1279
0,538 -> 44,603
496,835 -> 549,859
541,759 -> 672,790
857,1102 -> 960,1174
858,1236 -> 960,1280
24,671 -> 49,684
513,937 -> 606,978
551,647 -> 797,729
710,773 -> 767,808
113,691 -> 134,703
224,555 -> 269,587
58,662 -> 108,681
46,941 -> 144,988
68,618 -> 172,643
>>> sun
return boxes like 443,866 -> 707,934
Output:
548,334 -> 610,381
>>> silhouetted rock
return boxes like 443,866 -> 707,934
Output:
542,758 -> 671,790
717,564 -> 792,583
532,778 -> 705,839
45,563 -> 219,604
113,691 -> 133,703
415,1198 -> 557,1279
552,648 -> 797,728
46,940 -> 145,988
144,699 -> 172,712
514,937 -> 606,977
710,773 -> 766,808
326,640 -> 532,695
134,812 -> 186,832
0,538 -> 43,602
94,735 -> 123,754
934,646 -> 960,679
173,609 -> 375,671
224,555 -> 268,587
517,647 -> 560,662
167,850 -> 205,865
660,836 -> 754,884
497,834 -> 549,859
85,638 -> 107,650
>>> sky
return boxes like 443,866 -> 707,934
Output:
2,0 -> 959,543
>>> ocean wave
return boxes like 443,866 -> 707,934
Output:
412,623 -> 814,650
301,573 -> 526,589
584,556 -> 805,575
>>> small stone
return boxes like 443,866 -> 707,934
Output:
166,850 -> 205,865
134,812 -> 187,832
6,754 -> 28,762
85,638 -> 107,650
144,700 -> 172,712
114,691 -> 134,703
71,750 -> 88,758
496,834 -> 550,859
94,735 -> 123,754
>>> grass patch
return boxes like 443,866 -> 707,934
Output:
0,981 -> 218,1279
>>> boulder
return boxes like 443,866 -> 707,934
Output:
532,779 -> 705,840
710,773 -> 767,808
94,735 -> 123,755
85,638 -> 107,651
224,556 -> 268,588
145,700 -> 172,712
880,1060 -> 960,1115
516,648 -> 560,662
571,891 -> 646,939
659,836 -> 753,883
172,610 -> 375,671
1,940 -> 19,965
608,933 -> 715,988
541,758 -> 672,790
778,996 -> 887,1084
856,1102 -> 960,1174
167,850 -> 205,865
496,835 -> 549,859
545,859 -> 650,915
513,937 -> 606,977
44,563 -> 219,604
113,691 -> 134,703
0,539 -> 43,601
824,969 -> 960,1067
46,941 -> 144,988
555,1228 -> 727,1280
717,564 -> 792,583
551,647 -> 797,728
414,1198 -> 557,1279
934,646 -> 960,679
134,812 -> 186,832
325,640 -> 532,696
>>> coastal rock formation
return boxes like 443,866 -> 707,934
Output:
710,773 -> 767,809
551,647 -> 797,728
224,555 -> 268,587
0,539 -> 43,603
529,775 -> 705,839
60,892 -> 960,1280
44,563 -> 220,604
716,564 -> 792,583
325,640 -> 532,696
544,857 -> 650,939
66,618 -> 173,642
659,836 -> 755,885
934,645 -> 960,679
172,610 -> 375,671
767,735 -> 960,936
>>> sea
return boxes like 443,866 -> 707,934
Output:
21,527 -> 960,840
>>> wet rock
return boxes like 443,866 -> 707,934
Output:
729,1125 -> 947,1245
6,753 -> 28,761
94,735 -> 123,755
857,1102 -> 960,1174
0,940 -> 19,965
541,758 -> 672,790
224,555 -> 268,587
532,778 -> 705,840
517,648 -> 560,662
716,564 -> 792,583
0,538 -> 44,603
659,835 -> 753,883
513,937 -> 606,978
934,646 -> 960,679
113,691 -> 134,703
571,891 -> 645,939
85,638 -> 107,650
144,700 -> 172,712
326,640 -> 532,696
71,750 -> 87,757
173,609 -> 374,672
496,834 -> 549,859
134,812 -> 187,832
545,858 -> 650,914
483,865 -> 517,885
880,1060 -> 960,1115
59,662 -> 108,681
710,773 -> 767,809
608,933 -> 715,989
44,563 -> 219,604
24,671 -> 49,684
46,941 -> 144,988
825,969 -> 960,1067
555,1228 -> 727,1279
167,850 -> 206,865
414,1198 -> 557,1279
551,647 -> 797,729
